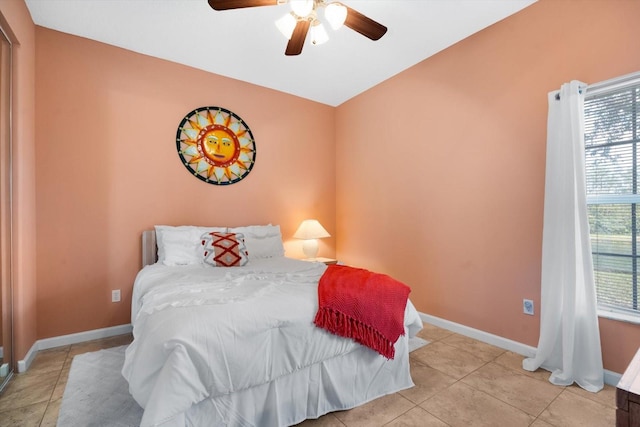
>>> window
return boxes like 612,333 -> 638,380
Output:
585,75 -> 640,318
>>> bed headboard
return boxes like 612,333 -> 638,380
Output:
142,230 -> 157,268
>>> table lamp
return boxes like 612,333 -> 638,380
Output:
293,219 -> 330,260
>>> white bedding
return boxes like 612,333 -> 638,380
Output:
123,257 -> 422,427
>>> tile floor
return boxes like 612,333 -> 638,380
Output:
0,324 -> 617,427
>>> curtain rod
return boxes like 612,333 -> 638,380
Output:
554,71 -> 640,101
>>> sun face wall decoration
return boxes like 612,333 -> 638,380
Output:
176,107 -> 256,185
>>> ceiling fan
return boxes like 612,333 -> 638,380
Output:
207,0 -> 387,56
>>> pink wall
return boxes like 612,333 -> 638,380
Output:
0,1 -> 37,366
34,28 -> 335,339
336,0 -> 640,374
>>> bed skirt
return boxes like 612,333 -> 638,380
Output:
158,334 -> 414,427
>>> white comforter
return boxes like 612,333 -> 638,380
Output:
123,257 -> 421,427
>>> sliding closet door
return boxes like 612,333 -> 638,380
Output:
0,24 -> 12,391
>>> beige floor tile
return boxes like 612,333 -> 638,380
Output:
334,393 -> 415,427
416,324 -> 454,342
537,389 -> 616,427
384,406 -> 448,426
461,362 -> 563,416
294,413 -> 346,426
565,382 -> 616,409
494,351 -> 552,382
530,419 -> 555,427
108,333 -> 134,347
0,401 -> 47,427
67,341 -> 107,358
26,346 -> 69,376
440,333 -> 505,362
62,354 -> 76,372
0,370 -> 58,412
67,333 -> 132,358
39,399 -> 61,427
410,341 -> 486,380
420,382 -> 535,427
399,360 -> 457,404
50,364 -> 70,402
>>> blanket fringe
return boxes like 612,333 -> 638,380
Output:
314,307 -> 402,359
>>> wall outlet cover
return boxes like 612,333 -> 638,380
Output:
112,289 -> 121,303
523,299 -> 534,315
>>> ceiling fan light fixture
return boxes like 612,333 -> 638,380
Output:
207,0 -> 386,56
276,12 -> 297,39
324,2 -> 347,30
310,20 -> 329,45
290,0 -> 314,18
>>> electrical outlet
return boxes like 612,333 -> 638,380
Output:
523,299 -> 534,315
111,289 -> 121,303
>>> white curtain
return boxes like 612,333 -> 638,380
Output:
522,81 -> 604,393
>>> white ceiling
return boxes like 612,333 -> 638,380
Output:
24,0 -> 536,106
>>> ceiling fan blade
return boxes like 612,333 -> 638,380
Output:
343,6 -> 387,41
207,0 -> 277,11
285,20 -> 310,56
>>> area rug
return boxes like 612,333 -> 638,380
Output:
57,346 -> 142,427
58,337 -> 429,426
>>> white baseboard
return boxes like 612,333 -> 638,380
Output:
17,342 -> 38,373
419,312 -> 621,387
18,324 -> 132,373
603,369 -> 622,387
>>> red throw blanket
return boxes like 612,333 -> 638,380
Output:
314,264 -> 411,359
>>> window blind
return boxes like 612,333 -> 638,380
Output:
584,77 -> 640,316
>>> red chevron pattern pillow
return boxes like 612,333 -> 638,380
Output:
201,232 -> 249,267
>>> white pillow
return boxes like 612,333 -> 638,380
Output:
227,224 -> 285,259
155,225 -> 226,265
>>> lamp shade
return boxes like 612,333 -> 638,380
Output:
293,219 -> 330,240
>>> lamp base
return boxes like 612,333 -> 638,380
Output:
301,239 -> 319,259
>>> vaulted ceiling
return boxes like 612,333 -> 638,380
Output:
25,0 -> 536,106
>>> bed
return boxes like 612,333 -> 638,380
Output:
122,225 -> 423,427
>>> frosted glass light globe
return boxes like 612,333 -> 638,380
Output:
325,3 -> 347,30
290,0 -> 313,17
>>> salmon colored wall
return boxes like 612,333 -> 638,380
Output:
34,28 -> 335,339
0,1 -> 37,365
336,0 -> 640,375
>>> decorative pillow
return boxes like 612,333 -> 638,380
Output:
227,224 -> 285,259
201,232 -> 249,267
155,225 -> 226,266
